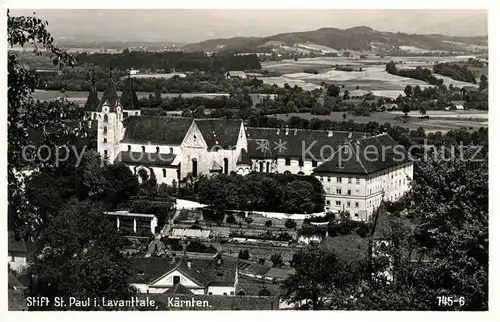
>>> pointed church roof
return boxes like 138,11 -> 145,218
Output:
371,201 -> 392,240
83,77 -> 100,111
99,77 -> 120,111
120,76 -> 140,110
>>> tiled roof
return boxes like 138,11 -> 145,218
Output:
114,151 -> 177,166
371,201 -> 392,240
162,283 -> 193,295
122,116 -> 194,145
83,83 -> 100,111
120,77 -> 140,110
130,256 -> 237,287
246,127 -> 365,160
313,133 -> 410,174
99,77 -> 120,111
237,278 -> 282,296
236,149 -> 251,165
194,119 -> 243,149
8,231 -> 27,254
8,272 -> 26,289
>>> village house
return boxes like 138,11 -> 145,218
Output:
130,254 -> 238,295
225,71 -> 247,79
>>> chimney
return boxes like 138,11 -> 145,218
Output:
294,129 -> 297,135
187,259 -> 192,269
276,128 -> 280,135
285,127 -> 289,136
217,258 -> 222,265
328,130 -> 333,137
348,132 -> 353,139
171,253 -> 176,264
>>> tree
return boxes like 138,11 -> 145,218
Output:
479,75 -> 488,91
258,287 -> 272,296
238,249 -> 250,260
419,104 -> 427,117
342,112 -> 347,120
265,220 -> 273,228
404,85 -> 413,97
270,253 -> 284,268
285,218 -> 297,229
26,200 -> 136,310
343,90 -> 350,100
402,103 -> 411,122
245,216 -> 253,224
327,84 -> 340,97
281,246 -> 364,310
226,213 -> 237,224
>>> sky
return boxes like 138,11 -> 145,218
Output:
10,9 -> 488,43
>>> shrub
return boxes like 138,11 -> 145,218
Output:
238,249 -> 250,260
265,220 -> 272,228
245,217 -> 253,224
284,218 -> 297,229
226,214 -> 237,224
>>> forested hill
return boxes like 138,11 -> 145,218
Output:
182,26 -> 487,53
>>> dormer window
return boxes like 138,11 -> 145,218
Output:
103,106 -> 109,113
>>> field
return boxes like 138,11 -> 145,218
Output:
260,55 -> 485,98
273,111 -> 488,133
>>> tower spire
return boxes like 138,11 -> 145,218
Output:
109,66 -> 112,78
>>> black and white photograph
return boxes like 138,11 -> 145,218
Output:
3,1 -> 494,316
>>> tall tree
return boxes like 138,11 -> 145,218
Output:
26,200 -> 136,310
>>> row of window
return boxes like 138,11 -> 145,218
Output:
319,177 -> 361,184
326,200 -> 359,208
283,158 -> 317,167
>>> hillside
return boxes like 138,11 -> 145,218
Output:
182,26 -> 488,54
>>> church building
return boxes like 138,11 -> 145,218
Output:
83,74 -> 413,221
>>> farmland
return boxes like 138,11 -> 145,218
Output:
260,55 -> 484,98
272,111 -> 488,133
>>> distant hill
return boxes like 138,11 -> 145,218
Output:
182,26 -> 488,53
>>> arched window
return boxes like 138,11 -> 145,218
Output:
284,170 -> 291,175
163,169 -> 166,178
103,114 -> 108,123
223,158 -> 229,174
297,171 -> 304,175
169,147 -> 173,154
103,126 -> 107,134
192,158 -> 198,177
156,147 -> 160,154
103,138 -> 107,143
142,146 -> 146,152
93,113 -> 97,120
127,145 -> 131,151
135,112 -> 139,116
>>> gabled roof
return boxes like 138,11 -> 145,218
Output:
194,119 -> 243,149
210,161 -> 223,172
114,151 -> 177,167
313,133 -> 410,174
122,117 -> 194,145
371,201 -> 392,240
120,76 -> 140,110
246,127 -> 365,160
237,149 -> 251,165
8,272 -> 26,289
83,80 -> 100,111
130,256 -> 237,287
162,283 -> 193,295
8,231 -> 27,254
99,77 -> 120,111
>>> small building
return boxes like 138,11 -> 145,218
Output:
8,231 -> 27,272
171,228 -> 211,240
106,211 -> 158,235
226,71 -> 247,79
460,86 -> 479,95
130,254 -> 238,295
